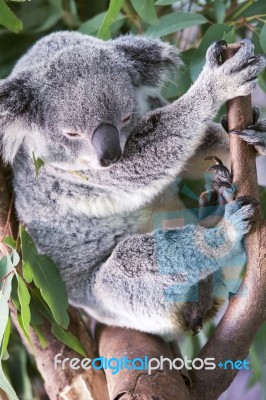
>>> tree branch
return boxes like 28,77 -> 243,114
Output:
97,324 -> 190,400
190,43 -> 266,400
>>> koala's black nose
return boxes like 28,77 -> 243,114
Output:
92,124 -> 122,167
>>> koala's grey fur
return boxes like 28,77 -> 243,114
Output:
1,32 -> 266,340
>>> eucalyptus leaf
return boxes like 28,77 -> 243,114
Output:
97,0 -> 125,40
79,12 -> 124,36
231,0 -> 266,19
163,48 -> 195,100
145,12 -> 208,38
80,12 -> 106,34
155,0 -> 177,4
32,325 -> 47,348
16,274 -> 31,336
130,0 -> 159,25
3,236 -> 16,249
29,297 -> 45,326
33,152 -> 44,177
11,277 -> 20,311
11,250 -> 20,267
0,256 -> 17,399
214,0 -> 226,24
223,27 -> 236,44
190,24 -> 230,81
0,361 -> 19,400
260,24 -> 266,54
20,226 -> 69,328
52,324 -> 86,357
0,317 -> 10,359
17,312 -> 31,344
0,0 -> 22,33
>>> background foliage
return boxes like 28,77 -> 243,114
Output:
0,0 -> 266,399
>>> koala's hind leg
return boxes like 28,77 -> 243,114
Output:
90,184 -> 257,338
182,157 -> 235,334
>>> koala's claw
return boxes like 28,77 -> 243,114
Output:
205,156 -> 234,203
205,155 -> 223,165
206,40 -> 227,67
224,196 -> 259,235
205,156 -> 232,186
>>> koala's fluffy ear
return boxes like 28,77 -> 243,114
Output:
0,75 -> 34,164
111,35 -> 181,88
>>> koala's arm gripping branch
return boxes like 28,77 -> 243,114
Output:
189,43 -> 266,400
99,79 -> 221,193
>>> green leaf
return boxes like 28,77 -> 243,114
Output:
214,0 -> 226,24
79,12 -> 124,36
130,0 -> 158,25
52,324 -> 86,357
80,12 -> 106,34
97,0 -> 125,40
190,24 -> 231,81
163,48 -> 194,100
20,226 -> 69,328
248,344 -> 261,386
29,297 -> 44,325
155,0 -> 177,4
20,225 -> 35,283
11,250 -> 19,267
230,0 -> 266,19
0,0 -> 22,33
260,24 -> 266,54
11,277 -> 20,311
0,255 -> 13,283
17,312 -> 31,344
0,317 -> 10,359
0,361 -> 19,400
32,152 -> 44,177
16,274 -> 31,336
32,325 -> 47,348
3,236 -> 16,249
0,256 -> 17,399
145,12 -> 208,38
223,27 -> 236,44
258,68 -> 266,93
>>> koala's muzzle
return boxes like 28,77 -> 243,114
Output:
92,124 -> 122,167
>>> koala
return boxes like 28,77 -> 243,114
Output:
0,32 -> 266,340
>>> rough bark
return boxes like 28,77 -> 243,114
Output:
190,43 -> 266,400
97,325 -> 190,400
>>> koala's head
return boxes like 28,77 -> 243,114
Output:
0,33 -> 180,170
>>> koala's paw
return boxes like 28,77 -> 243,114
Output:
206,39 -> 266,100
224,196 -> 259,237
230,111 -> 266,156
205,156 -> 235,204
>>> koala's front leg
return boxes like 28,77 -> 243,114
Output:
183,158 -> 235,334
90,196 -> 257,338
96,40 -> 265,200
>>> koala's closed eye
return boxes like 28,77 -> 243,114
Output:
121,113 -> 132,125
63,131 -> 84,139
